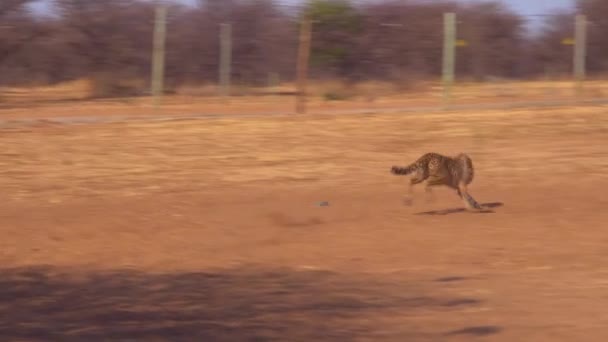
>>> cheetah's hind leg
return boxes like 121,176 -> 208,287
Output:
457,184 -> 485,212
404,175 -> 427,206
461,192 -> 485,211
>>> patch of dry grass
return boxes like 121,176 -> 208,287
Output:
0,79 -> 93,102
1,78 -> 607,120
1,105 -> 607,204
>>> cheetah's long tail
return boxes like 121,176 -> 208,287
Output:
390,163 -> 418,175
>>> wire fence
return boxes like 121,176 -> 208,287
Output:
1,0 -> 607,117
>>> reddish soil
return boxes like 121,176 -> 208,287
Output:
2,105 -> 608,341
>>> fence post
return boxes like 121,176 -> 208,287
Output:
296,19 -> 312,114
268,72 -> 280,94
151,4 -> 167,109
219,23 -> 232,97
573,14 -> 587,98
442,12 -> 456,108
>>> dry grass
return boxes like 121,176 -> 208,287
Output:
2,105 -> 607,203
0,79 -> 93,102
1,78 -> 607,121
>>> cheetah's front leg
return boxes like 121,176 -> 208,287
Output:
424,184 -> 435,203
424,176 -> 446,204
404,176 -> 426,206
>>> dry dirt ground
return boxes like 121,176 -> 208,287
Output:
2,105 -> 608,341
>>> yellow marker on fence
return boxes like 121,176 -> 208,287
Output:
456,39 -> 468,47
561,38 -> 575,45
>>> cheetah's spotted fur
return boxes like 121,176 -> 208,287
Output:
391,152 -> 483,211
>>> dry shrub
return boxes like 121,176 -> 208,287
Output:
89,73 -> 147,99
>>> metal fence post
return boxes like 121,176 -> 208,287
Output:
219,23 -> 232,97
151,5 -> 167,109
295,19 -> 312,114
573,14 -> 587,98
442,12 -> 456,108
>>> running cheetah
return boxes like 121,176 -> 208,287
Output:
390,152 -> 483,211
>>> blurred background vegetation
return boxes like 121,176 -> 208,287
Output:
0,0 -> 606,99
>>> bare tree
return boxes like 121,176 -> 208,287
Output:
578,0 -> 608,72
53,0 -> 156,96
456,1 -> 526,80
0,0 -> 50,78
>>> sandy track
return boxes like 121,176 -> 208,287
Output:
2,106 -> 608,340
